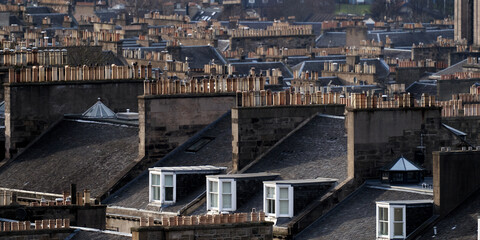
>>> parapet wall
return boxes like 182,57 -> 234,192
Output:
0,205 -> 106,229
4,80 -> 143,158
139,94 -> 236,159
232,105 -> 345,172
132,213 -> 273,240
433,149 -> 480,217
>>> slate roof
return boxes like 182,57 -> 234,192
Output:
28,13 -> 71,28
230,62 -> 294,79
296,187 -> 433,240
406,81 -> 437,100
0,119 -> 139,197
418,188 -> 480,240
104,113 -> 233,212
244,114 -> 347,181
430,59 -> 468,78
172,46 -> 227,69
370,29 -> 454,48
384,48 -> 412,59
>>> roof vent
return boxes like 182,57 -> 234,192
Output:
82,98 -> 116,119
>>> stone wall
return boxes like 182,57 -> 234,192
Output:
396,67 -> 436,87
347,107 -> 444,181
412,46 -> 456,62
232,105 -> 345,172
0,229 -> 73,240
433,149 -> 480,217
0,205 -> 106,229
442,116 -> 480,145
132,222 -> 273,240
4,80 -> 143,158
437,78 -> 480,101
322,71 -> 376,85
139,93 -> 236,160
345,27 -> 368,48
229,35 -> 315,53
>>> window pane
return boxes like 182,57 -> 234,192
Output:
164,175 -> 173,187
379,222 -> 388,235
210,193 -> 218,208
222,182 -> 231,194
379,207 -> 388,221
279,188 -> 289,199
267,199 -> 275,214
152,174 -> 160,185
165,187 -> 173,201
210,181 -> 218,193
394,223 -> 403,236
222,194 -> 232,208
279,200 -> 289,215
394,208 -> 403,221
266,187 -> 275,198
152,186 -> 161,200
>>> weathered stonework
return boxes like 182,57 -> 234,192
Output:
139,93 -> 236,160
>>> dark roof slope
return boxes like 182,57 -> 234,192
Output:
104,113 -> 233,212
167,46 -> 227,70
245,115 -> 347,181
418,188 -> 480,240
406,81 -> 437,99
296,187 -> 433,240
0,120 -> 139,197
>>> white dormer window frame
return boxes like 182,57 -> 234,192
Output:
263,183 -> 294,218
206,178 -> 237,212
376,203 -> 406,239
149,171 -> 176,205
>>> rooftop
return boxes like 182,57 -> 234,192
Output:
244,114 -> 348,181
104,113 -> 232,212
0,119 -> 139,197
296,187 -> 433,239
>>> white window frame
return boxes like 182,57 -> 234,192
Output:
376,203 -> 406,239
206,178 -> 237,212
263,183 -> 294,218
149,171 -> 176,205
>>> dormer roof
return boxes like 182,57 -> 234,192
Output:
82,99 -> 115,118
382,156 -> 424,172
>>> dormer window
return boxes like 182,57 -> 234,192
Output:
206,173 -> 279,213
376,200 -> 433,240
263,184 -> 293,218
149,166 -> 226,206
149,172 -> 176,204
263,178 -> 338,219
376,204 -> 405,239
206,179 -> 236,212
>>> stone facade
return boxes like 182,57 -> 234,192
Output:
139,94 -> 236,160
433,149 -> 480,217
346,107 -> 448,181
